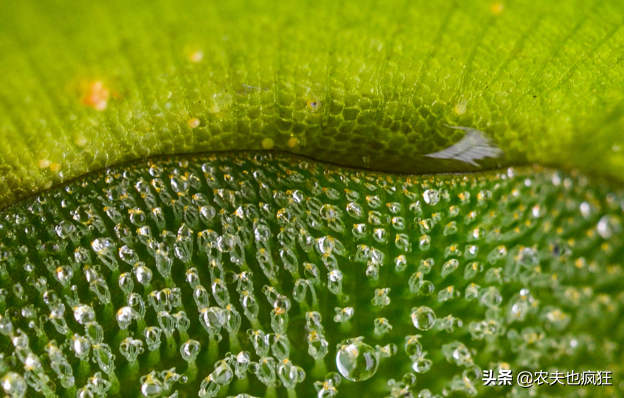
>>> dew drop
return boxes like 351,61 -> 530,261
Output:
597,215 -> 622,239
1,372 -> 27,398
423,189 -> 440,206
333,307 -> 354,323
412,354 -> 433,373
335,337 -> 379,382
141,376 -> 163,397
405,335 -> 423,360
116,306 -> 134,330
411,307 -> 436,331
73,304 -> 95,325
418,280 -> 435,296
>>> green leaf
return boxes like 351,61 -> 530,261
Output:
1,0 -> 623,208
1,1 -> 623,397
0,153 -> 622,397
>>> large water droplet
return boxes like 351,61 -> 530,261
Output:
411,306 -> 436,331
422,189 -> 440,206
336,337 -> 379,382
597,214 -> 622,239
1,372 -> 27,398
73,304 -> 95,325
180,339 -> 201,362
141,376 -> 163,397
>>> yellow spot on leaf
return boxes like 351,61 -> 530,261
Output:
50,163 -> 62,173
491,2 -> 504,15
187,118 -> 201,128
75,136 -> 88,147
287,137 -> 299,148
262,138 -> 274,149
454,101 -> 467,115
38,159 -> 51,169
188,50 -> 204,63
81,81 -> 110,111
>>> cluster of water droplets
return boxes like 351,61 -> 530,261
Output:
0,153 -> 621,397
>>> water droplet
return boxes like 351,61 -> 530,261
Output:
333,307 -> 354,323
441,259 -> 459,278
119,337 -> 144,362
134,263 -> 153,285
55,220 -> 76,240
373,318 -> 392,335
412,353 -> 433,373
441,341 -> 473,367
465,283 -> 480,301
73,305 -> 95,325
352,223 -> 367,240
418,258 -> 434,274
443,221 -> 458,236
391,216 -> 406,231
119,245 -> 138,264
366,195 -> 382,209
371,288 -> 391,307
91,237 -> 113,254
411,307 -> 436,331
423,189 -> 440,206
141,373 -> 163,397
116,306 -> 135,329
404,335 -> 423,360
394,255 -> 407,272
479,287 -> 503,308
1,372 -> 27,398
487,245 -> 507,264
437,286 -> 460,302
597,215 -> 622,239
336,337 -> 380,382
